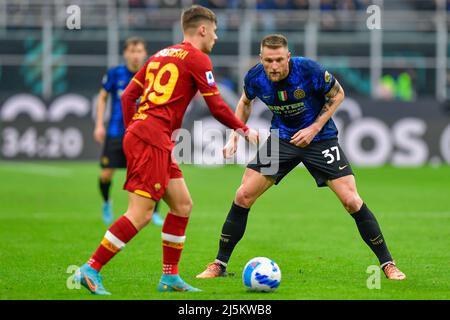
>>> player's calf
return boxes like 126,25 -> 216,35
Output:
84,215 -> 139,275
196,202 -> 250,280
161,213 -> 189,275
350,203 -> 395,268
328,177 -> 396,271
99,172 -> 114,224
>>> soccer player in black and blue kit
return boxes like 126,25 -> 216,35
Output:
197,34 -> 406,280
94,37 -> 164,225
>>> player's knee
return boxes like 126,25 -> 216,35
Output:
100,170 -> 113,182
141,210 -> 153,226
235,187 -> 255,208
172,198 -> 193,217
125,208 -> 153,230
182,199 -> 193,215
342,194 -> 363,213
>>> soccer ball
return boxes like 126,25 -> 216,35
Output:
242,257 -> 281,292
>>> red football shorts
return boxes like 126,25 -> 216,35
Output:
122,131 -> 183,201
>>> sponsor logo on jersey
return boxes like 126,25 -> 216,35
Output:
266,102 -> 305,116
206,71 -> 215,86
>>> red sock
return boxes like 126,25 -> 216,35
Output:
87,215 -> 138,271
161,213 -> 189,275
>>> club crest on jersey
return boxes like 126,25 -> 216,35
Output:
278,91 -> 288,102
205,71 -> 215,86
294,89 -> 305,99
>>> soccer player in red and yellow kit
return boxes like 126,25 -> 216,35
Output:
75,5 -> 259,295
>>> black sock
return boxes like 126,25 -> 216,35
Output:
351,203 -> 393,266
216,202 -> 250,267
154,201 -> 160,213
99,178 -> 111,202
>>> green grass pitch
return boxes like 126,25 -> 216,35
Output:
0,162 -> 449,300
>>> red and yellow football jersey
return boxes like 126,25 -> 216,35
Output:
121,41 -> 247,151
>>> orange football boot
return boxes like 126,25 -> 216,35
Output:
382,261 -> 406,280
196,262 -> 229,279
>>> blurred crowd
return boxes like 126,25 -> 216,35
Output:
128,0 -> 373,10
4,0 -> 450,11
5,0 -> 449,13
128,0 -> 450,10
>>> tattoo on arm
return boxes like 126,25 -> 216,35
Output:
315,81 -> 342,121
318,102 -> 331,118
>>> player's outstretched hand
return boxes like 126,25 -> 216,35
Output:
244,128 -> 259,146
94,125 -> 106,144
223,134 -> 239,159
290,124 -> 320,148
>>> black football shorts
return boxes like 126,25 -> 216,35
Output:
247,133 -> 354,187
100,136 -> 127,169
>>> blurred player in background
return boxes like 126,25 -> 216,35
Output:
75,5 -> 258,295
197,34 -> 406,281
94,37 -> 164,226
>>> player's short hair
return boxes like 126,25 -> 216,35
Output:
123,37 -> 147,51
181,5 -> 217,32
261,34 -> 289,50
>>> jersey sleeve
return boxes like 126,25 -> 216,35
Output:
308,59 -> 336,96
243,71 -> 256,100
189,53 -> 248,133
189,53 -> 220,97
130,60 -> 147,90
101,68 -> 116,93
121,61 -> 147,128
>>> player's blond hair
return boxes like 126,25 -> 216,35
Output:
261,34 -> 289,50
181,5 -> 217,32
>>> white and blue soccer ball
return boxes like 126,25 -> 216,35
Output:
242,257 -> 281,292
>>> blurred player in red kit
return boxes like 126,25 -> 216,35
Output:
75,5 -> 259,295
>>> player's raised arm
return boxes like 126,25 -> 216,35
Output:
121,62 -> 147,128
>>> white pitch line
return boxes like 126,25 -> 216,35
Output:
0,162 -> 73,177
